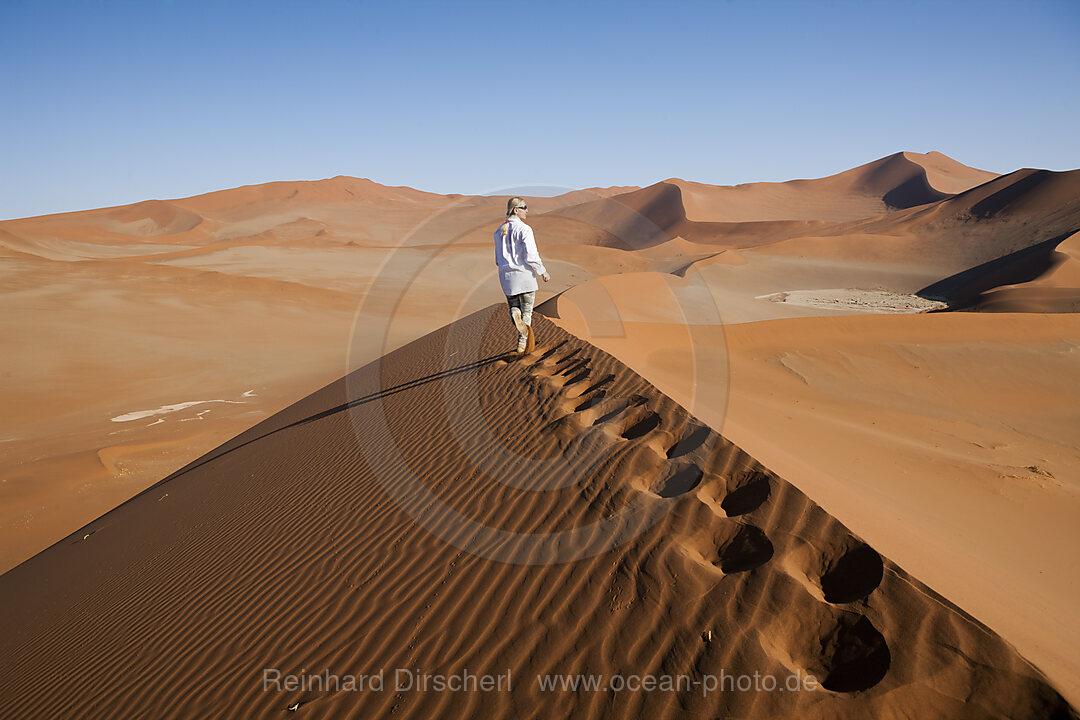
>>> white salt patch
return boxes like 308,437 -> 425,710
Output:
756,289 -> 947,314
242,389 -> 257,397
111,399 -> 244,423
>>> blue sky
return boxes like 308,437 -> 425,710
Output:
1,0 -> 1078,219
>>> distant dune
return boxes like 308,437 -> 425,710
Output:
963,230 -> 1080,312
750,168 -> 1080,290
105,199 -> 205,236
546,151 -> 1003,250
904,150 -> 1000,194
668,150 -> 991,224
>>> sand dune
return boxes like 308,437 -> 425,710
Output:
969,230 -> 1080,312
917,230 -> 1079,307
904,150 -> 1000,194
744,168 -> 1080,303
812,168 -> 1080,244
177,175 -> 443,216
105,199 -> 205,236
669,151 -> 965,224
668,150 -> 996,223
547,151 -> 1000,253
2,152 -> 1077,717
550,182 -> 838,250
546,278 -> 1080,708
0,307 -> 1072,719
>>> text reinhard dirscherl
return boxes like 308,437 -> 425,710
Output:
262,668 -> 820,697
263,668 -> 512,694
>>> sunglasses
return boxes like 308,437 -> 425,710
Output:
517,205 -> 528,211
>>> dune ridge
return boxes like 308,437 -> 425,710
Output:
901,150 -> 999,194
0,307 -> 1072,719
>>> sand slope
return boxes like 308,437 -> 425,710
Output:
958,230 -> 1080,312
752,168 -> 1080,271
0,307 -> 1072,719
901,150 -> 1000,194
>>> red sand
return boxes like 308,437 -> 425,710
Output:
0,309 -> 1072,718
1,152 -> 1078,717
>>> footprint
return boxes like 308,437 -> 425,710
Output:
720,470 -> 771,517
820,542 -> 884,604
525,362 -> 556,379
553,348 -> 583,368
592,396 -> 645,427
819,613 -> 891,692
525,351 -> 594,402
593,402 -> 630,426
574,390 -> 607,412
578,374 -> 614,395
651,464 -> 703,498
525,343 -> 569,375
541,340 -> 569,357
622,411 -> 661,440
717,524 -> 773,573
666,424 -> 710,459
563,365 -> 592,388
557,358 -> 589,377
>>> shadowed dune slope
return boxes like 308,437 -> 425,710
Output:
961,230 -> 1080,312
917,230 -> 1080,309
0,307 -> 1072,720
753,168 -> 1080,285
823,167 -> 1080,241
550,181 -> 837,250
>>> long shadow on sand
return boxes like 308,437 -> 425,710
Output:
158,351 -> 515,484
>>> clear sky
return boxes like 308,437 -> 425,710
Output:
2,0 -> 1078,220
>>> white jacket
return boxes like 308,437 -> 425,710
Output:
493,216 -> 547,296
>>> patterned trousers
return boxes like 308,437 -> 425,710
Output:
506,291 -> 535,343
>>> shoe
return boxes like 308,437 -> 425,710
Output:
524,324 -> 535,354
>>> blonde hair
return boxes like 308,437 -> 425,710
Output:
506,196 -> 526,219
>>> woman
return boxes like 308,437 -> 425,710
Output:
494,196 -> 550,354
